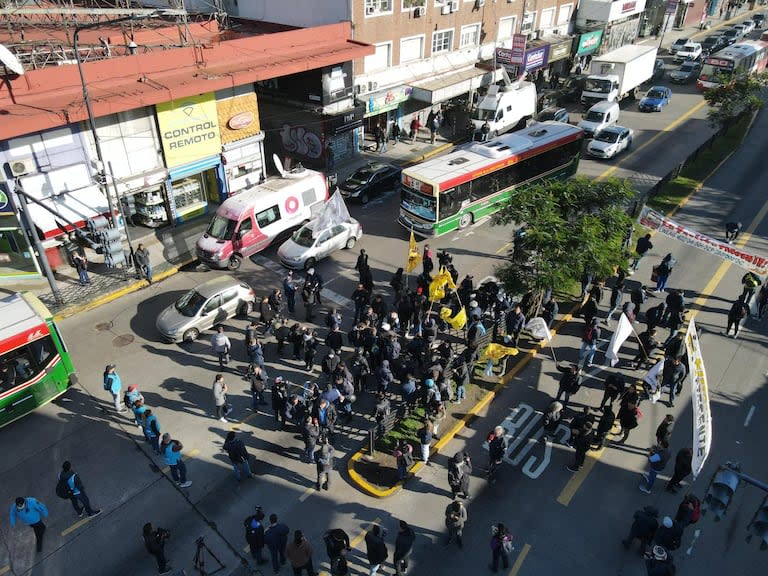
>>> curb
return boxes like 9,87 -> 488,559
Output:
52,256 -> 196,320
347,311 -> 577,498
401,142 -> 454,167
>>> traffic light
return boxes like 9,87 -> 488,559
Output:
703,466 -> 741,521
87,215 -> 126,268
747,496 -> 768,550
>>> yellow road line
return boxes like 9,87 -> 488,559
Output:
509,543 -> 532,576
350,518 -> 381,549
298,485 -> 315,502
230,412 -> 258,430
160,448 -> 200,475
496,241 -> 512,255
595,100 -> 708,182
557,446 -> 606,506
0,565 -> 10,575
61,512 -> 101,537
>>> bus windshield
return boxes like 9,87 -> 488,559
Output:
206,215 -> 237,240
401,188 -> 436,221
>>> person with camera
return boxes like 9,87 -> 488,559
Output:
444,499 -> 467,548
143,523 -> 171,575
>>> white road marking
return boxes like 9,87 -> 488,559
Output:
686,529 -> 701,556
250,255 -> 353,309
744,405 -> 756,427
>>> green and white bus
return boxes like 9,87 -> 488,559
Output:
0,292 -> 77,428
399,121 -> 584,236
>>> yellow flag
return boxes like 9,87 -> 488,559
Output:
439,307 -> 453,322
480,343 -> 520,362
406,228 -> 421,273
447,307 -> 467,330
428,266 -> 451,301
446,270 -> 457,291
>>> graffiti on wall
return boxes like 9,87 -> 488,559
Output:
280,124 -> 323,160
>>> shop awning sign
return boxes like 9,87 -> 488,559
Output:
576,30 -> 603,56
157,92 -> 222,168
524,45 -> 550,73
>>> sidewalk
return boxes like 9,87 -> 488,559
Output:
4,129 -> 458,319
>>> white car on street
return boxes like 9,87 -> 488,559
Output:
277,218 -> 363,270
586,125 -> 634,159
674,42 -> 702,62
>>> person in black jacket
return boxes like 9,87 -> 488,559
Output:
393,520 -> 416,576
364,524 -> 388,575
244,507 -> 267,565
57,461 -> 101,518
654,516 -> 683,551
632,328 -> 658,370
665,448 -> 693,493
223,431 -> 254,481
555,363 -> 582,410
601,372 -> 626,408
622,506 -> 659,554
323,527 -> 351,575
593,405 -> 615,448
567,423 -> 593,472
725,295 -> 749,339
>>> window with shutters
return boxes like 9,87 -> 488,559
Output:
432,29 -> 454,54
498,16 -> 517,40
460,24 -> 481,48
401,35 -> 425,63
364,42 -> 393,73
540,8 -> 555,30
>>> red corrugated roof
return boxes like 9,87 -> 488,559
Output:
0,22 -> 371,140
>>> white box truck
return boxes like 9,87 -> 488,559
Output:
471,81 -> 537,138
580,45 -> 658,108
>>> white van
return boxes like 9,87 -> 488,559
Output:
577,101 -> 620,138
471,81 -> 537,138
196,164 -> 328,270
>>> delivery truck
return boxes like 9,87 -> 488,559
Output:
580,45 -> 658,108
470,81 -> 537,138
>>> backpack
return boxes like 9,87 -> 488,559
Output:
55,473 -> 74,499
103,374 -> 112,391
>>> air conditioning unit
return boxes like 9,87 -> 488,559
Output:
366,5 -> 375,15
441,4 -> 451,15
8,158 -> 34,177
367,81 -> 378,91
414,6 -> 426,17
450,0 -> 459,12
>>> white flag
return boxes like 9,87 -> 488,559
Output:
525,317 -> 551,341
605,313 -> 633,367
685,318 -> 712,479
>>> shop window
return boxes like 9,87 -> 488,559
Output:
498,16 -> 517,41
365,0 -> 392,15
460,24 -> 481,48
400,35 -> 425,64
365,42 -> 393,73
432,29 -> 454,55
256,205 -> 281,229
558,4 -> 573,25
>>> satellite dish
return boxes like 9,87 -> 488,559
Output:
0,44 -> 24,76
272,154 -> 286,178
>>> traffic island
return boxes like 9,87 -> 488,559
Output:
347,310 -> 578,498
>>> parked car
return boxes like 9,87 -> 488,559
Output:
741,20 -> 755,34
639,86 -> 672,112
669,38 -> 690,55
156,277 -> 256,343
753,13 -> 765,28
586,125 -> 634,159
723,27 -> 743,45
277,218 -> 363,270
339,162 -> 401,204
701,35 -> 727,55
652,58 -> 666,81
669,60 -> 702,84
533,107 -> 570,123
674,42 -> 702,62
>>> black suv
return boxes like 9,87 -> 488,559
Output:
701,35 -> 726,55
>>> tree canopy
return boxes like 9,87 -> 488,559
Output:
492,176 -> 635,302
704,71 -> 768,130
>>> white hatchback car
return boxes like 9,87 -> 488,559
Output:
674,42 -> 702,62
586,125 -> 634,159
278,218 -> 363,270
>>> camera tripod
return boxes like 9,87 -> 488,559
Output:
192,537 -> 225,575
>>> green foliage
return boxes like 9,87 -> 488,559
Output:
492,176 -> 635,297
704,71 -> 768,130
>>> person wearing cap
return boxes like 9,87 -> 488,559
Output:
103,364 -> 126,414
644,545 -> 676,576
124,385 -> 145,426
577,318 -> 601,369
57,461 -> 101,518
654,516 -> 682,551
9,496 -> 49,552
622,505 -> 659,554
160,434 -> 192,488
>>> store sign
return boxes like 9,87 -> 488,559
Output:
216,93 -> 262,146
0,190 -> 10,214
576,30 -> 604,55
666,0 -> 679,15
524,45 -> 550,72
327,105 -> 365,135
157,92 -> 221,168
548,39 -> 572,63
607,0 -> 646,20
622,1 -> 637,13
364,86 -> 412,116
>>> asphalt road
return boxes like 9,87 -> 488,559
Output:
0,80 -> 765,576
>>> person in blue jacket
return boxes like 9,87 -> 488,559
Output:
263,513 -> 290,574
58,461 -> 101,518
161,433 -> 192,488
103,364 -> 126,413
143,409 -> 162,455
9,496 -> 48,552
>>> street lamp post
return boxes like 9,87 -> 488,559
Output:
73,14 -> 158,229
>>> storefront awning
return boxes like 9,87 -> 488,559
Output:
410,67 -> 497,105
23,185 -> 109,240
542,35 -> 574,63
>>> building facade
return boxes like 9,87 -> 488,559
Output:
575,0 -> 648,54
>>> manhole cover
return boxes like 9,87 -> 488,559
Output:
112,334 -> 135,347
95,321 -> 113,331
